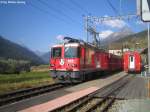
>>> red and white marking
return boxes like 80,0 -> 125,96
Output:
20,87 -> 99,112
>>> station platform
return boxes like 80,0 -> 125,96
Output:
110,99 -> 150,112
20,87 -> 99,112
66,72 -> 127,92
0,72 -> 149,112
96,74 -> 148,99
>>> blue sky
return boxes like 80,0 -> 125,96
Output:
0,0 -> 147,52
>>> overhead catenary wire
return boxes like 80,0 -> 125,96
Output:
55,0 -> 83,26
69,0 -> 89,14
106,0 -> 120,15
38,0 -> 81,26
29,2 -> 70,25
55,0 -> 77,14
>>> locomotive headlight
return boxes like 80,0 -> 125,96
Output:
50,64 -> 54,67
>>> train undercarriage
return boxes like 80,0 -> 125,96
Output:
50,70 -> 109,83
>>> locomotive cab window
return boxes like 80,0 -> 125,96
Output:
51,47 -> 62,58
65,47 -> 80,58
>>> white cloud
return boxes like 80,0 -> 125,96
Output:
136,20 -> 146,25
99,30 -> 113,39
56,35 -> 64,40
103,19 -> 126,28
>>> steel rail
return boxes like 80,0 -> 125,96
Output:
85,78 -> 130,112
0,83 -> 64,106
51,74 -> 130,112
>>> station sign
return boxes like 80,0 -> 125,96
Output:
141,0 -> 150,22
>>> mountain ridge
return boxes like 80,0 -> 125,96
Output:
0,36 -> 45,65
101,27 -> 134,45
107,30 -> 147,49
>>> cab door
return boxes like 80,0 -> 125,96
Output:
129,56 -> 135,69
80,46 -> 85,68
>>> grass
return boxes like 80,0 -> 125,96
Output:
0,71 -> 54,95
31,65 -> 50,72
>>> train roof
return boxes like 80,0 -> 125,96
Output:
64,37 -> 106,51
51,37 -> 106,52
51,44 -> 63,48
124,51 -> 139,54
64,43 -> 80,47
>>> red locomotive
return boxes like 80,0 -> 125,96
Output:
123,51 -> 141,73
50,37 -> 122,83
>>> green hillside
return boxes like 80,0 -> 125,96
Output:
0,36 -> 44,65
108,30 -> 147,49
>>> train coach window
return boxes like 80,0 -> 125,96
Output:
51,47 -> 62,58
130,56 -> 133,62
65,47 -> 80,58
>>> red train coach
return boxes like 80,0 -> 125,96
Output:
50,37 -> 122,83
123,51 -> 141,73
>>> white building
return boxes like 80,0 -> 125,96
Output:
109,50 -> 122,56
109,48 -> 129,56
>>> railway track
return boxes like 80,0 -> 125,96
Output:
51,75 -> 131,112
0,83 -> 64,106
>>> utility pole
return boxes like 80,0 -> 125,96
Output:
84,14 -> 138,49
141,0 -> 150,74
87,26 -> 99,46
148,23 -> 150,73
87,14 -> 137,24
84,16 -> 89,42
84,16 -> 100,47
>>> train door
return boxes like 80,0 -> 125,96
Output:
129,56 -> 135,69
95,53 -> 100,69
80,46 -> 85,68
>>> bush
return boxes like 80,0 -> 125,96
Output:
0,58 -> 31,74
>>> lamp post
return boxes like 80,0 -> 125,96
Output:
148,23 -> 150,74
141,0 -> 150,74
